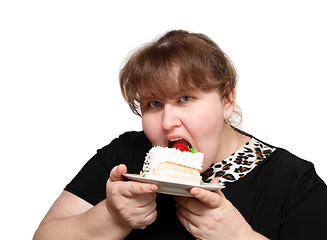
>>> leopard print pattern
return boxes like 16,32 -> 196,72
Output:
202,138 -> 275,184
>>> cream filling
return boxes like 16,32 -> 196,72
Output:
150,162 -> 201,184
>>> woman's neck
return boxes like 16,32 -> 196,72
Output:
216,125 -> 251,163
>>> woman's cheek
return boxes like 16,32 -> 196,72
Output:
142,114 -> 162,146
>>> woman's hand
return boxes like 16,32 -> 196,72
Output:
105,164 -> 158,230
175,178 -> 265,240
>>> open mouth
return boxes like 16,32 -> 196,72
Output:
168,138 -> 192,148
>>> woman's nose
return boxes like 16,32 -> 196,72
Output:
161,105 -> 182,131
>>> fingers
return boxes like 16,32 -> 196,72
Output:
108,164 -> 158,197
175,177 -> 224,210
125,181 -> 158,197
188,177 -> 224,209
109,164 -> 127,182
108,190 -> 157,230
176,209 -> 199,234
142,202 -> 158,224
108,180 -> 158,200
190,187 -> 224,209
105,165 -> 159,230
131,205 -> 158,230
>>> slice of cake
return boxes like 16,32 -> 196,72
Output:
141,144 -> 203,184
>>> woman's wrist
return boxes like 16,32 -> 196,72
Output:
238,223 -> 268,240
251,231 -> 269,240
83,200 -> 132,240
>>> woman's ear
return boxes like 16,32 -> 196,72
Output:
222,88 -> 236,120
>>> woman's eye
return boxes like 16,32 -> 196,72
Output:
149,101 -> 161,108
180,96 -> 192,102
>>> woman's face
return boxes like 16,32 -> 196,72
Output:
141,88 -> 235,171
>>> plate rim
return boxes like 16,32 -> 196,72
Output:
123,173 -> 224,191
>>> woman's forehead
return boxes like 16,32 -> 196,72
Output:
138,69 -> 182,98
139,87 -> 187,100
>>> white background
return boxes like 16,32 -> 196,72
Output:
1,0 -> 326,238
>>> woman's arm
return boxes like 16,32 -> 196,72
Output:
33,164 -> 158,240
33,191 -> 131,240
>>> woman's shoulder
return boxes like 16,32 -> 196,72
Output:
239,130 -> 321,187
101,131 -> 150,151
256,140 -> 325,198
267,146 -> 314,172
236,129 -> 315,177
113,130 -> 149,143
242,130 -> 314,171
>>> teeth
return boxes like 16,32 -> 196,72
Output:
170,138 -> 183,142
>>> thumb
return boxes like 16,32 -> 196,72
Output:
209,177 -> 219,185
109,164 -> 127,182
209,177 -> 225,198
190,177 -> 225,208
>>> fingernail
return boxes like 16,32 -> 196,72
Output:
192,189 -> 200,196
149,185 -> 157,192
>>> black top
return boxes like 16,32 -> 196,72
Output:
65,131 -> 327,239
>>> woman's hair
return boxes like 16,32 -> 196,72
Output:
119,29 -> 238,118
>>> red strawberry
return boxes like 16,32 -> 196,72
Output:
172,143 -> 189,152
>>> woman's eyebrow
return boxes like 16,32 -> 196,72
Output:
139,95 -> 162,102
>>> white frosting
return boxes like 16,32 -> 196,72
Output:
142,146 -> 203,178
